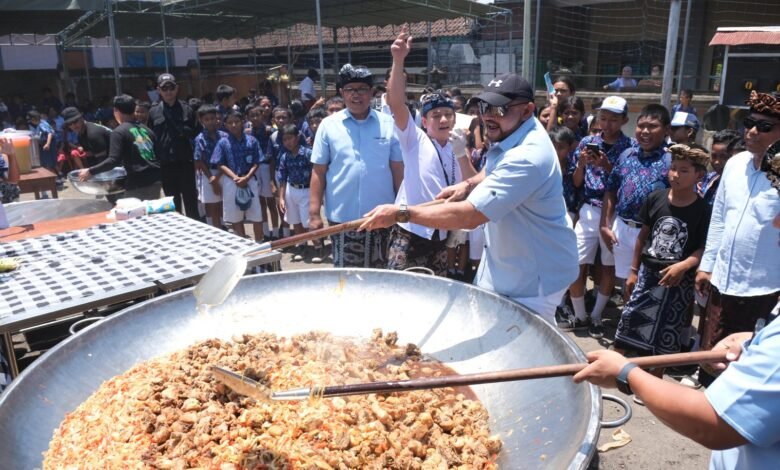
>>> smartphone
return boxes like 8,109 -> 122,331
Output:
586,143 -> 600,154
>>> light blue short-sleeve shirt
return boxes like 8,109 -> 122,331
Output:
311,108 -> 403,223
467,116 -> 578,298
706,317 -> 780,470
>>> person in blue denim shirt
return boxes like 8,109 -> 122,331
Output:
601,104 -> 672,287
210,109 -> 263,240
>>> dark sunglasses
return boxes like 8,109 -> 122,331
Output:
478,100 -> 527,117
743,117 -> 778,133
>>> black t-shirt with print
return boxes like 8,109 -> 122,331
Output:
89,122 -> 161,190
637,188 -> 711,270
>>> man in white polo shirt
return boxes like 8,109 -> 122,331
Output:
382,26 -> 461,275
361,72 -> 578,324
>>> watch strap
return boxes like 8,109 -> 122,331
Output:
616,362 -> 638,395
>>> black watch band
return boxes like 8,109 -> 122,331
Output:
616,362 -> 638,395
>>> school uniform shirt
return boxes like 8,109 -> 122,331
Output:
561,153 -> 580,214
699,151 -> 780,297
606,146 -> 671,223
311,108 -> 403,223
394,110 -> 461,240
697,171 -> 720,206
467,116 -> 578,298
210,133 -> 262,177
671,103 -> 698,116
575,132 -> 636,208
605,77 -> 637,89
278,146 -> 313,187
705,317 -> 780,470
300,76 -> 316,101
246,124 -> 272,159
194,130 -> 227,164
88,122 -> 160,190
636,189 -> 710,271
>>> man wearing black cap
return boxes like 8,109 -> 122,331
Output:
361,73 -> 578,324
148,73 -> 199,219
61,106 -> 112,167
309,63 -> 403,268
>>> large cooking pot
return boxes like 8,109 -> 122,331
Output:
0,269 -> 603,469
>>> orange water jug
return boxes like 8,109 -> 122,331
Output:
1,130 -> 32,174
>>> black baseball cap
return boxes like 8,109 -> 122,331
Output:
157,73 -> 177,87
61,106 -> 83,125
476,73 -> 534,106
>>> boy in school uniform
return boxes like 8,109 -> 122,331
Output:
215,84 -> 236,125
615,144 -> 710,372
670,112 -> 700,146
601,104 -> 672,308
193,104 -> 227,228
564,96 -> 636,335
277,124 -> 314,261
698,130 -> 739,206
210,109 -> 263,240
246,101 -> 279,239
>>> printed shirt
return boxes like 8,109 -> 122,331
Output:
672,103 -> 698,116
311,108 -> 403,223
278,146 -> 313,186
245,124 -> 272,162
561,151 -> 580,213
194,130 -> 227,163
0,153 -> 7,179
606,146 -> 671,222
575,132 -> 636,207
697,171 -> 720,206
699,151 -> 780,296
210,133 -> 262,177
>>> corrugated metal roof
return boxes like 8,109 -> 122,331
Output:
709,27 -> 780,46
198,18 -> 473,53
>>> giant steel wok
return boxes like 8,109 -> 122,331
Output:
0,269 -> 603,469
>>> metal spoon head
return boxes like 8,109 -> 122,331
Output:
194,254 -> 247,307
211,365 -> 271,402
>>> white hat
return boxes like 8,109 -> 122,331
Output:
598,96 -> 628,115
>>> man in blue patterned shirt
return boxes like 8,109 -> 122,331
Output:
194,104 -> 227,228
601,104 -> 672,295
565,96 -> 636,335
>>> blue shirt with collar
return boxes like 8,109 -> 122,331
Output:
245,123 -> 272,162
699,151 -> 780,297
278,145 -> 313,186
574,132 -> 637,208
705,315 -> 780,470
606,146 -> 671,222
467,116 -> 578,298
311,108 -> 403,223
194,129 -> 228,163
210,132 -> 262,177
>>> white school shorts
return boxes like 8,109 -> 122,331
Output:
612,217 -> 642,279
283,185 -> 310,228
574,203 -> 615,266
221,175 -> 263,224
257,163 -> 274,198
468,225 -> 485,260
196,170 -> 222,204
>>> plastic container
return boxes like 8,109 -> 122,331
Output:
1,130 -> 32,174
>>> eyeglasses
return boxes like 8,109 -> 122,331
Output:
342,86 -> 371,95
478,100 -> 527,117
160,85 -> 176,92
743,117 -> 778,133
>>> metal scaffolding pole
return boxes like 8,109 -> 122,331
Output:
426,21 -> 432,85
676,0 -> 692,95
532,0 -> 541,87
661,0 -> 682,109
315,0 -> 327,93
522,1 -> 530,78
106,0 -> 122,95
83,47 -> 93,101
347,28 -> 352,64
252,36 -> 259,91
332,27 -> 339,75
159,2 -> 169,72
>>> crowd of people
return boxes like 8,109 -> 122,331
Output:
2,25 -> 779,467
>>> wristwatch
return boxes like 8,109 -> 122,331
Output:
616,363 -> 638,395
396,204 -> 411,223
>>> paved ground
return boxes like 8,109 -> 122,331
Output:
18,183 -> 713,468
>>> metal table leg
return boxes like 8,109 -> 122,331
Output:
2,331 -> 19,379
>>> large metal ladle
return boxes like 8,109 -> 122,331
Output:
194,200 -> 444,307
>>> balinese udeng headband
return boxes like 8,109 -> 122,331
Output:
339,64 -> 373,87
746,90 -> 780,118
420,91 -> 454,116
669,143 -> 710,169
